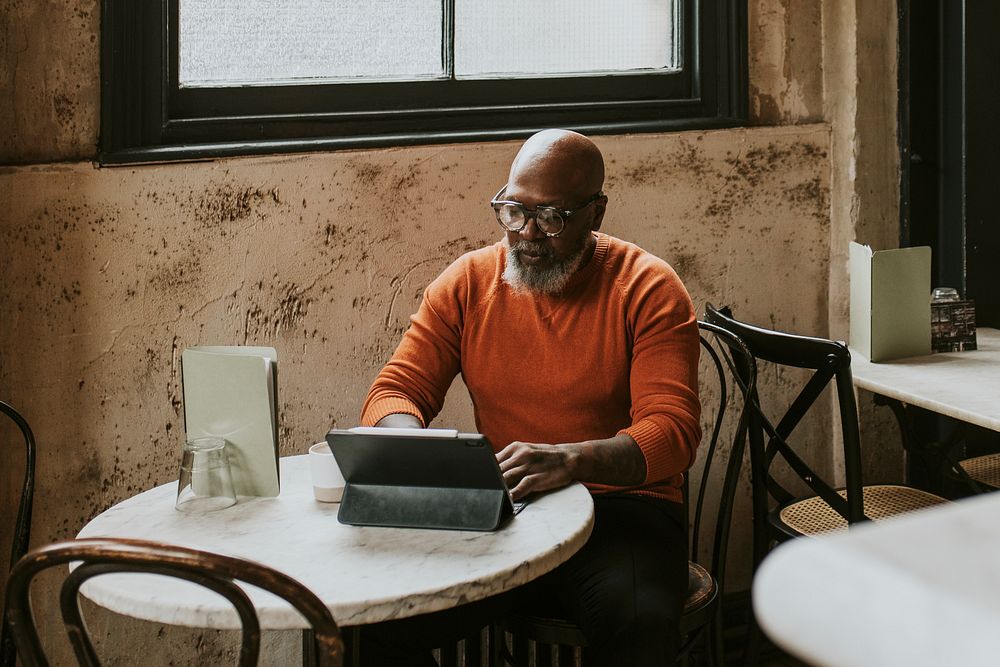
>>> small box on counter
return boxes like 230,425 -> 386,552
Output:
931,300 -> 977,352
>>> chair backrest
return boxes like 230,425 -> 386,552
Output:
4,538 -> 343,667
703,305 -> 866,547
1,401 -> 36,667
689,321 -> 758,599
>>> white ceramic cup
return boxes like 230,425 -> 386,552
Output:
308,442 -> 345,502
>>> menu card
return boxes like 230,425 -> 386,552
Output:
849,242 -> 931,362
181,346 -> 280,496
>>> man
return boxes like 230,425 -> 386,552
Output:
360,129 -> 701,665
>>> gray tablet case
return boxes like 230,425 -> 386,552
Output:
325,428 -> 515,531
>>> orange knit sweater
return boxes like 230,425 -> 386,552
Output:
360,233 -> 701,503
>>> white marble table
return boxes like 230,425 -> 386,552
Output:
850,327 -> 1000,432
753,491 -> 1000,667
76,455 -> 594,630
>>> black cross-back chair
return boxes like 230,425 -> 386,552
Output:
496,320 -> 758,667
4,538 -> 344,667
704,305 -> 950,665
704,304 -> 948,550
1,401 -> 36,667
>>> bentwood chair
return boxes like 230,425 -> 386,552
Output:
4,538 -> 344,667
496,321 -> 758,666
704,305 -> 949,661
1,401 -> 36,667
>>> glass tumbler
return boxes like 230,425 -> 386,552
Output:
175,437 -> 237,512
931,286 -> 961,303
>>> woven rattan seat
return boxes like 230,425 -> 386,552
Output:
957,453 -> 1000,490
778,485 -> 948,536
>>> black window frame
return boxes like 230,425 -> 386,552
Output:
100,0 -> 747,165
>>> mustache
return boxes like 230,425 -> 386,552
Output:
510,239 -> 554,258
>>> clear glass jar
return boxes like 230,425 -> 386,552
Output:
931,287 -> 960,304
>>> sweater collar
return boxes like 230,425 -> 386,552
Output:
556,232 -> 609,295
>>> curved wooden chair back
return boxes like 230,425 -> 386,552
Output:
497,321 -> 758,667
4,538 -> 343,667
680,320 -> 757,664
1,401 -> 36,667
690,321 -> 757,603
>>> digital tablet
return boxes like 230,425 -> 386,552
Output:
325,427 -> 521,531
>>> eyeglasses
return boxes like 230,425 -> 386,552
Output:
489,185 -> 603,237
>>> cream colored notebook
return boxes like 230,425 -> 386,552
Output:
849,242 -> 931,362
181,346 -> 279,497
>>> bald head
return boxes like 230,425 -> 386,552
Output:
508,130 -> 605,204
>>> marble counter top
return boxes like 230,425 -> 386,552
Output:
76,455 -> 594,630
850,327 -> 1000,431
753,492 -> 1000,667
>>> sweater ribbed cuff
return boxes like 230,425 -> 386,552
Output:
361,396 -> 425,427
621,419 -> 687,485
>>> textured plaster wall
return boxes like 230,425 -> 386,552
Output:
822,0 -> 904,484
0,0 -> 99,163
0,128 -> 831,662
0,126 -> 831,529
0,0 -> 902,663
749,0 -> 825,124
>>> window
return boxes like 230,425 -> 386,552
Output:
101,0 -> 747,164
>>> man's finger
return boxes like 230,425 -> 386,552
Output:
509,473 -> 542,501
502,463 -> 531,487
498,447 -> 536,472
496,441 -> 527,463
497,445 -> 517,470
510,473 -> 547,500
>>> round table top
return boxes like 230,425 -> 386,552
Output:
76,455 -> 594,630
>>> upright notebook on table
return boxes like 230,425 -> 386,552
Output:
181,346 -> 280,497
849,242 -> 932,362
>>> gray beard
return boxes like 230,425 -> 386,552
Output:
502,237 -> 589,295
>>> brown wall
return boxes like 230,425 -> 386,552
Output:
0,1 -> 900,663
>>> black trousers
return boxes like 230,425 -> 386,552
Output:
360,494 -> 688,666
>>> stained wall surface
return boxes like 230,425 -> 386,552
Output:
0,0 -> 900,663
0,125 -> 832,530
0,125 -> 832,662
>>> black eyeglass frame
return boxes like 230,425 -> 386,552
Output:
489,185 -> 605,237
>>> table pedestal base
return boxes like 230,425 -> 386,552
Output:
875,394 -> 991,496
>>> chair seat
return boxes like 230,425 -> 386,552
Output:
776,484 -> 948,536
679,560 -> 717,637
503,561 -> 716,647
958,453 -> 1000,489
683,561 -> 715,614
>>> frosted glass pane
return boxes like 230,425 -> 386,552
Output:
455,0 -> 678,77
179,0 -> 443,87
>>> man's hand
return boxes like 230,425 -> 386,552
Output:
497,441 -> 580,501
497,434 -> 648,501
374,413 -> 423,429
